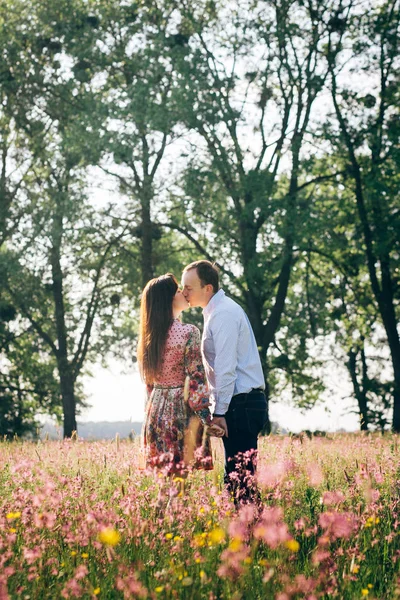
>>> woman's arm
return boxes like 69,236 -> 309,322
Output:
184,326 -> 212,426
144,383 -> 153,409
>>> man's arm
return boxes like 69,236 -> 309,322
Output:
209,310 -> 240,421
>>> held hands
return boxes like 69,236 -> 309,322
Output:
208,416 -> 228,438
207,423 -> 225,438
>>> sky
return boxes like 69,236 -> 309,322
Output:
79,358 -> 361,433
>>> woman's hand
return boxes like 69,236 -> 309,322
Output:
210,416 -> 228,438
207,423 -> 225,438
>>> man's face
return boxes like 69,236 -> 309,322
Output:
181,268 -> 212,308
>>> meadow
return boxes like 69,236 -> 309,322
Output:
1,433 -> 400,599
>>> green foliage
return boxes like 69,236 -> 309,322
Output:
0,0 -> 399,432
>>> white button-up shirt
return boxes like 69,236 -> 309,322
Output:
201,289 -> 265,415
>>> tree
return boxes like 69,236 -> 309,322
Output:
90,1 -> 185,286
0,0 -> 134,436
325,0 -> 400,430
167,0 -> 340,430
0,264 -> 62,438
0,0 -> 49,246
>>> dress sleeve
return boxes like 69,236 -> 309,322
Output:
184,326 -> 212,426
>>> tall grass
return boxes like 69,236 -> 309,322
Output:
1,433 -> 400,599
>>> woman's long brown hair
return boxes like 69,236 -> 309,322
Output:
137,273 -> 178,384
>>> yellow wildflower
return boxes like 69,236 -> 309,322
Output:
193,533 -> 206,547
361,590 -> 369,596
6,512 -> 21,520
286,539 -> 300,552
81,553 -> 89,559
70,551 -> 77,556
365,516 -> 379,528
258,558 -> 268,567
244,557 -> 252,565
93,588 -> 101,596
174,536 -> 183,542
208,527 -> 225,544
228,537 -> 242,552
351,565 -> 360,574
165,533 -> 173,540
367,584 -> 373,589
9,528 -> 16,534
98,527 -> 120,547
155,586 -> 164,593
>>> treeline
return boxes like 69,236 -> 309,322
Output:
0,0 -> 399,437
39,420 -> 143,440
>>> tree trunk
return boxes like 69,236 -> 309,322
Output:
51,209 -> 77,438
347,349 -> 369,431
59,363 -> 77,438
140,182 -> 154,286
261,357 -> 271,435
15,384 -> 24,436
353,174 -> 400,431
389,342 -> 400,433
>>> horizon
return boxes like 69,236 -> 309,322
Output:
70,359 -> 361,433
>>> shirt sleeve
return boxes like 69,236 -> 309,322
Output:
184,326 -> 212,426
209,310 -> 239,415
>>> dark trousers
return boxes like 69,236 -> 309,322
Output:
222,389 -> 268,506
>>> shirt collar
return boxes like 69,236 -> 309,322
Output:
203,289 -> 225,318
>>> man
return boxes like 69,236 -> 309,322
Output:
182,260 -> 267,505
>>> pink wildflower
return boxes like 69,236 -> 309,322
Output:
319,511 -> 356,540
0,580 -> 10,600
322,491 -> 345,506
286,574 -> 317,595
33,511 -> 56,529
217,544 -> 250,581
253,507 -> 291,549
61,578 -> 83,599
74,565 -> 88,581
115,569 -> 147,599
312,549 -> 331,564
257,461 -> 288,488
294,517 -> 307,531
23,547 -> 42,565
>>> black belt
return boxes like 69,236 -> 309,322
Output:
233,387 -> 264,399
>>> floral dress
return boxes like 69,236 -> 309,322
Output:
142,320 -> 213,475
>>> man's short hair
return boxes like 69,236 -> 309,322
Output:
183,260 -> 220,294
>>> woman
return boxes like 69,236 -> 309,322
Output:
137,273 -> 222,476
